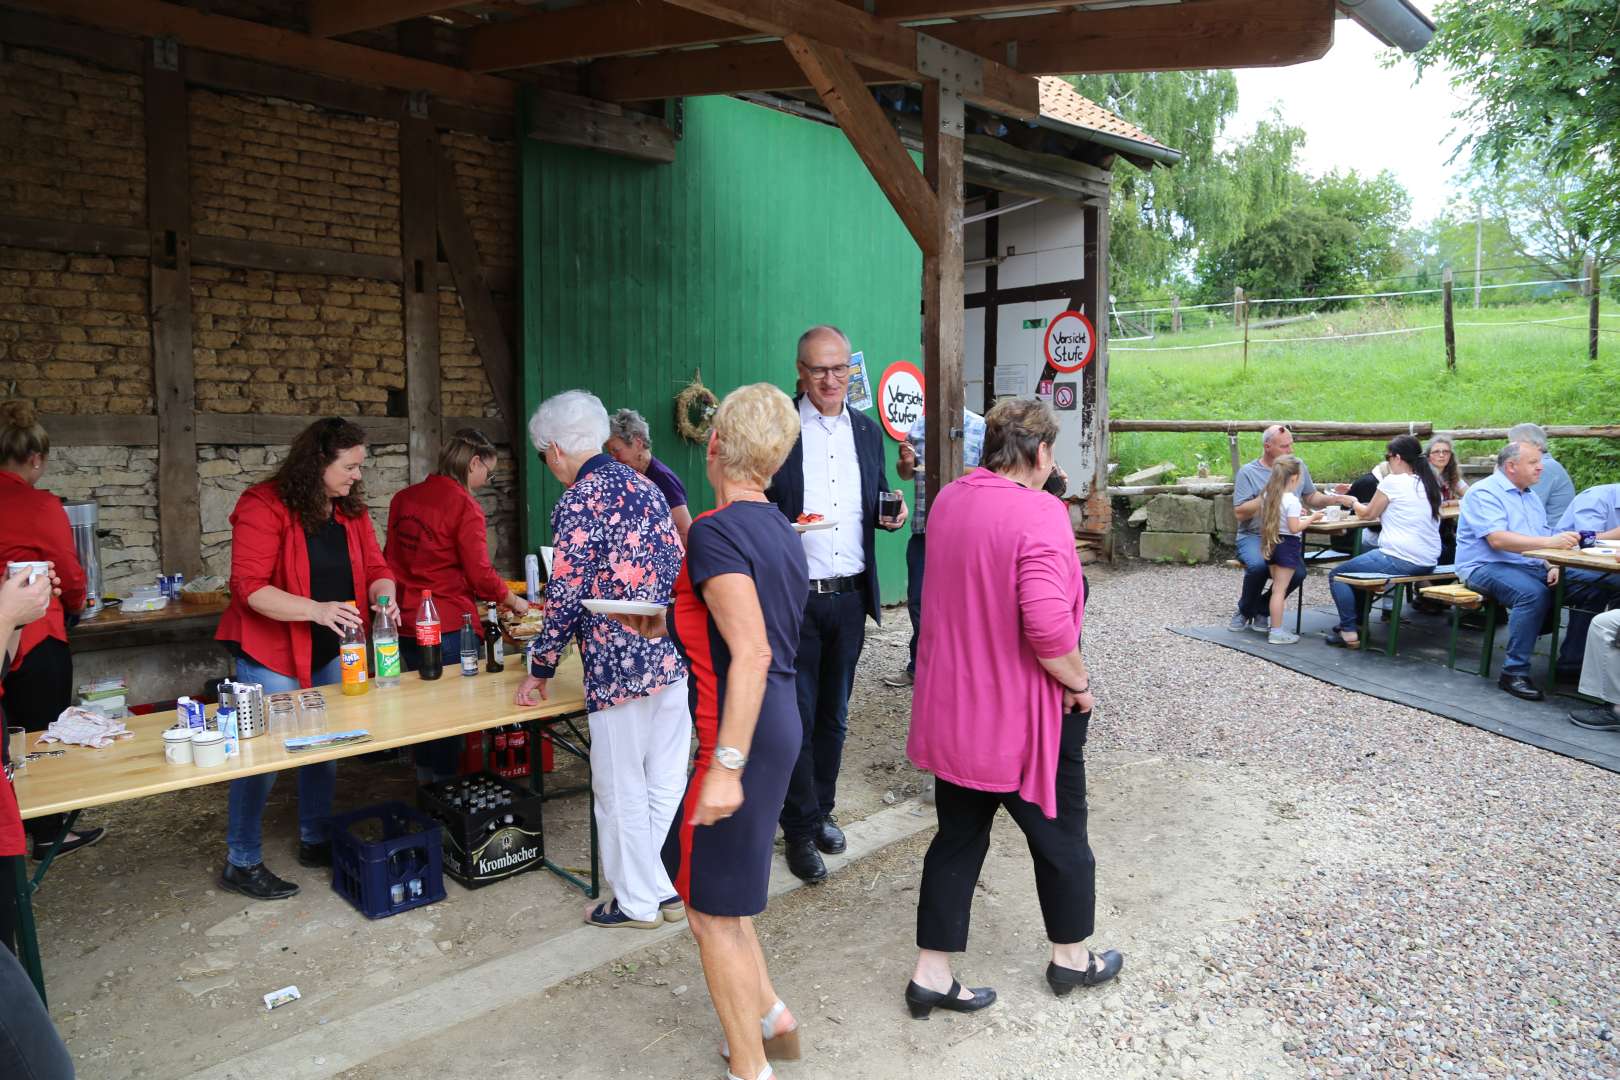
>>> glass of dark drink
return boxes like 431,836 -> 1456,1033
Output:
879,491 -> 902,523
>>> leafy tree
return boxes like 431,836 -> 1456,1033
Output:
1064,71 -> 1240,299
1465,144 -> 1618,287
1412,0 -> 1620,239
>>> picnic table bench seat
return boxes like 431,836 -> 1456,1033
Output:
1335,568 -> 1458,657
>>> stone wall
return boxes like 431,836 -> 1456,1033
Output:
0,247 -> 153,414
190,89 -> 400,256
1116,492 -> 1236,565
38,446 -> 160,594
192,266 -> 406,415
0,48 -> 145,228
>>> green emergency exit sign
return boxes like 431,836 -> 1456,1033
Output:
1022,318 -> 1046,329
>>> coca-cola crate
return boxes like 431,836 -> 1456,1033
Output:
456,726 -> 553,777
417,771 -> 544,889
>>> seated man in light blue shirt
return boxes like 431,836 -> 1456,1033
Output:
1507,422 -> 1576,524
1456,441 -> 1619,700
888,409 -> 986,686
1557,483 -> 1620,542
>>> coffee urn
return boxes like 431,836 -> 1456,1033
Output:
63,500 -> 103,617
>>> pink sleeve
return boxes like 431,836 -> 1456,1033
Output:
1015,503 -> 1081,659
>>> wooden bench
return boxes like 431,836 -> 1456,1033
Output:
1336,570 -> 1459,656
1419,583 -> 1500,674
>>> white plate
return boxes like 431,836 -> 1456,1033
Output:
581,599 -> 665,617
792,519 -> 838,533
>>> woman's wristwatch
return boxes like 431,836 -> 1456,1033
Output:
714,746 -> 747,771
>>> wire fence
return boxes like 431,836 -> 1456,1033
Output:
1109,269 -> 1616,358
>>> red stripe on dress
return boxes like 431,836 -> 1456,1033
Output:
670,557 -> 720,903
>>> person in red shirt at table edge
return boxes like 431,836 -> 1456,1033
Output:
215,417 -> 398,902
386,428 -> 529,781
0,400 -> 103,860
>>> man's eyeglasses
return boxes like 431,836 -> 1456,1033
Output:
801,363 -> 850,380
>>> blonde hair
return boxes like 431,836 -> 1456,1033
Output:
436,427 -> 497,488
1258,455 -> 1304,558
712,383 -> 799,487
0,400 -> 49,466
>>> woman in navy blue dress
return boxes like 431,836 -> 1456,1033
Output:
617,383 -> 807,1080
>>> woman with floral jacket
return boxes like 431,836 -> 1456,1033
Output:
515,390 -> 690,929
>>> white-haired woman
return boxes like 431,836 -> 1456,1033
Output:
515,390 -> 690,929
615,383 -> 810,1080
605,408 -> 693,546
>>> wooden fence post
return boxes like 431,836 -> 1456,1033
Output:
1233,285 -> 1243,328
1239,288 -> 1249,373
1171,295 -> 1181,334
1442,266 -> 1456,372
1588,252 -> 1600,361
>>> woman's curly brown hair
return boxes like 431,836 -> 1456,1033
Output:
272,417 -> 368,534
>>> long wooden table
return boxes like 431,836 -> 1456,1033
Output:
10,660 -> 589,1002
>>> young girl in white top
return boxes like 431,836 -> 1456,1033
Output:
1259,456 -> 1321,644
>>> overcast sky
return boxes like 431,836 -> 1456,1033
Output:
1227,24 -> 1476,227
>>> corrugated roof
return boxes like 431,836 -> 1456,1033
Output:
1036,76 -> 1178,163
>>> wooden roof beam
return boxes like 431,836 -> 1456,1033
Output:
924,0 -> 1337,73
659,0 -> 1039,118
14,0 -> 515,111
308,2 -> 478,38
876,1 -> 1107,18
785,34 -> 939,256
466,0 -> 753,73
590,40 -> 893,102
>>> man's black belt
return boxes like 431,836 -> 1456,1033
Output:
809,575 -> 862,595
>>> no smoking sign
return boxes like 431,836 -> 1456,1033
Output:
1053,382 -> 1078,411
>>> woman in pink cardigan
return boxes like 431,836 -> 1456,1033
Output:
903,398 -> 1124,1018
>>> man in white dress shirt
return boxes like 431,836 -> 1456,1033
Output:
766,325 -> 907,881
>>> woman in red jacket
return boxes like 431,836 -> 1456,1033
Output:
0,401 -> 101,860
385,428 -> 528,781
215,418 -> 398,901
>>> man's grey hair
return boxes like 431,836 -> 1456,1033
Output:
796,324 -> 852,363
1497,441 -> 1535,469
1506,423 -> 1548,450
528,390 -> 610,456
1261,424 -> 1291,447
609,408 -> 651,447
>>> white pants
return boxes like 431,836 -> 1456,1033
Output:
1578,609 -> 1620,705
588,678 -> 691,922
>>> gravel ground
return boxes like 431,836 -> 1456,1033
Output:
1078,560 -> 1618,1080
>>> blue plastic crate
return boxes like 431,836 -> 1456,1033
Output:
328,801 -> 445,919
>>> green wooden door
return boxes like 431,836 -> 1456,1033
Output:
519,94 -> 923,605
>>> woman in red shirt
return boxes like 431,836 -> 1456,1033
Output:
0,401 -> 100,860
215,418 -> 397,901
385,428 -> 528,781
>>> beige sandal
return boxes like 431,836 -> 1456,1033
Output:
720,1000 -> 800,1063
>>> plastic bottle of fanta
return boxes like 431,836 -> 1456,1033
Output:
340,601 -> 369,696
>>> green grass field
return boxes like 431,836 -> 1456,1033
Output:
1107,297 -> 1620,489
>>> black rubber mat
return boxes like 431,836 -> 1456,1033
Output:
1176,603 -> 1620,774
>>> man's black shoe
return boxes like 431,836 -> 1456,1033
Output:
813,817 -> 846,855
219,862 -> 300,900
1497,674 -> 1544,701
785,837 -> 827,882
297,841 -> 332,868
1569,706 -> 1620,731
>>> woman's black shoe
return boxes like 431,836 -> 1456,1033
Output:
904,979 -> 996,1019
219,862 -> 300,900
1046,950 -> 1124,996
30,826 -> 106,861
297,840 -> 332,868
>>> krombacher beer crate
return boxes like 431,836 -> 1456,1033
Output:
417,771 -> 544,889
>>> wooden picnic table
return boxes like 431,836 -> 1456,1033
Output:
1305,514 -> 1376,556
1525,546 -> 1620,692
10,658 -> 589,1003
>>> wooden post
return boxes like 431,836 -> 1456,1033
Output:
1233,285 -> 1243,328
1171,295 -> 1181,334
981,192 -> 999,402
517,87 -> 542,553
400,97 -> 441,484
1081,200 -> 1109,510
1588,252 -> 1600,361
1473,205 -> 1483,309
1227,430 -> 1241,477
1240,288 -> 1249,374
1442,266 -> 1456,372
922,79 -> 965,501
144,37 -> 201,578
